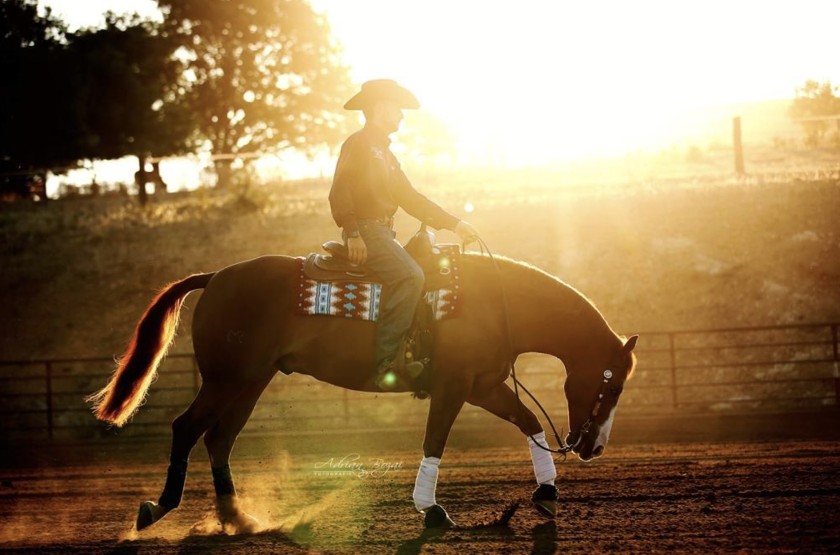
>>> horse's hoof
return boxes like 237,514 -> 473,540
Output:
136,500 -> 169,530
423,504 -> 456,529
531,484 -> 558,518
216,495 -> 262,534
533,499 -> 557,518
221,511 -> 262,535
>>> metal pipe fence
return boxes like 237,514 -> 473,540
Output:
1,322 -> 838,440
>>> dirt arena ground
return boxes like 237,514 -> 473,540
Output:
1,428 -> 839,554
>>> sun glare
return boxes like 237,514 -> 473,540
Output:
37,0 -> 840,190
319,0 -> 840,166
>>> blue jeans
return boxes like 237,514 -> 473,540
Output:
349,220 -> 424,368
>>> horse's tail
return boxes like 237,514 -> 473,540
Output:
87,272 -> 215,427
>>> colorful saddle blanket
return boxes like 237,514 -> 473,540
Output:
295,245 -> 461,322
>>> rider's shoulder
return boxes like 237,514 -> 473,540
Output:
342,129 -> 370,150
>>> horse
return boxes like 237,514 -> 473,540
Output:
87,247 -> 638,532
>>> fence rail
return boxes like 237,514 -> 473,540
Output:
1,322 -> 838,440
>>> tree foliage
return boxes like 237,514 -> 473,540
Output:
789,80 -> 840,147
158,0 -> 353,186
1,2 -> 192,199
2,0 -> 354,198
68,15 -> 194,161
0,0 -> 72,197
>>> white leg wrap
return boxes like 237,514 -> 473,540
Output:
528,431 -> 557,485
412,456 -> 440,511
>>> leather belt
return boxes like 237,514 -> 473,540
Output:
358,216 -> 394,228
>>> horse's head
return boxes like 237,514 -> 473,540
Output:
563,334 -> 638,461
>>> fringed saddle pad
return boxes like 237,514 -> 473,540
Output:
295,246 -> 461,322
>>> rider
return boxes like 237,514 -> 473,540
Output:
329,79 -> 478,390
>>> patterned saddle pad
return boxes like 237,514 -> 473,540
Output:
294,245 -> 461,322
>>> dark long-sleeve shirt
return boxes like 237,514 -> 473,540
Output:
329,124 -> 460,234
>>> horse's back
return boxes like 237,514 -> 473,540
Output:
192,255 -> 300,379
201,254 -> 299,303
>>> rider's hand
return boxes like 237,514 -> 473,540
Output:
347,236 -> 367,265
454,220 -> 479,244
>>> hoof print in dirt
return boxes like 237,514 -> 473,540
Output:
423,504 -> 456,529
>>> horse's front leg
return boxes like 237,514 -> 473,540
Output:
413,373 -> 471,529
467,382 -> 559,517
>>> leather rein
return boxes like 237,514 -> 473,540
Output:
470,235 -> 620,458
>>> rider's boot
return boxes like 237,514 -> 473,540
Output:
375,358 -> 424,390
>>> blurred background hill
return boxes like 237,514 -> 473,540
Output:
1,161 -> 838,360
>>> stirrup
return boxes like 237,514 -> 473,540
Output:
404,360 -> 425,378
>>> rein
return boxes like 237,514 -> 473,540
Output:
468,235 -> 618,458
469,236 -> 574,456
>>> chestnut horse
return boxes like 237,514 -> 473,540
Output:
88,251 -> 637,531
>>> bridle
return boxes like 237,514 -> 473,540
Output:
510,364 -> 623,456
469,234 -> 623,458
556,368 -> 623,453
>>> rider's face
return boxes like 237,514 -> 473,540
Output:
372,100 -> 403,135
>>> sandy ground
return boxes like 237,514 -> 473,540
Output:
1,436 -> 839,554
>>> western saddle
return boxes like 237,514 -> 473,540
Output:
301,226 -> 460,398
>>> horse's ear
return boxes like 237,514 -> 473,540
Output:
621,335 -> 639,355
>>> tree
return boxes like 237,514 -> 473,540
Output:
789,80 -> 840,147
157,0 -> 353,187
0,0 -> 72,200
1,3 -> 193,203
67,14 -> 194,203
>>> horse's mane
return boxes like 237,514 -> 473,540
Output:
462,251 -> 599,315
462,251 -> 635,377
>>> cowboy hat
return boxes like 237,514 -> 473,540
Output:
343,79 -> 420,110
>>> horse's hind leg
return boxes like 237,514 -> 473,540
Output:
136,379 -> 235,531
467,383 -> 559,517
203,372 -> 274,534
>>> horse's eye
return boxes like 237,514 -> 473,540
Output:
610,386 -> 623,396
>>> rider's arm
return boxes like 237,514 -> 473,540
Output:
390,164 -> 460,231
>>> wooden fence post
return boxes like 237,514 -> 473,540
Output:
733,116 -> 745,176
45,362 -> 54,439
832,324 -> 839,406
669,333 -> 679,408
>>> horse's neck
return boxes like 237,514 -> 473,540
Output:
492,257 -> 614,360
